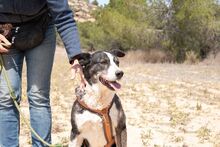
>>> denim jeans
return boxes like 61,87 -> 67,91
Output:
0,24 -> 56,147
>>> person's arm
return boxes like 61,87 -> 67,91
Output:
46,0 -> 81,62
46,0 -> 86,85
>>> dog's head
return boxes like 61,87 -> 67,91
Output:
76,49 -> 125,91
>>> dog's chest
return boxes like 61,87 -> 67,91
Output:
75,103 -> 118,147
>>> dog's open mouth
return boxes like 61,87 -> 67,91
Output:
99,77 -> 121,91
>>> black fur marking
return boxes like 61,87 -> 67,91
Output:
70,101 -> 84,141
112,95 -> 126,129
112,143 -> 116,147
113,95 -> 123,111
75,87 -> 86,100
113,94 -> 127,147
81,51 -> 110,85
70,53 -> 91,64
81,139 -> 90,147
109,49 -> 125,58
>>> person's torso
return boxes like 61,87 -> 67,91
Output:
0,0 -> 47,23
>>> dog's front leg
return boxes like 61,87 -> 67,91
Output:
120,128 -> 127,147
114,96 -> 127,147
115,111 -> 127,147
116,125 -> 127,147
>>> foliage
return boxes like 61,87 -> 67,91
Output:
109,0 -> 148,22
78,1 -> 160,51
78,22 -> 106,50
76,0 -> 220,62
166,0 -> 217,62
146,0 -> 169,29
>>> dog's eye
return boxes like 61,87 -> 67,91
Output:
99,60 -> 108,64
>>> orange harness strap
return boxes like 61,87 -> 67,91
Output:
76,97 -> 115,147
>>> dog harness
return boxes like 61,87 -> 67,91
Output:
76,96 -> 115,147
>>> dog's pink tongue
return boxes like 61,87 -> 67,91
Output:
110,81 -> 121,90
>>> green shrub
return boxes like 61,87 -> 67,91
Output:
166,0 -> 217,62
75,0 -> 220,62
78,22 -> 107,50
78,7 -> 161,51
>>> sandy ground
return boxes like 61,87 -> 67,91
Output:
19,48 -> 220,147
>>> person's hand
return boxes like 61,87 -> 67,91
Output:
0,34 -> 11,53
71,59 -> 86,88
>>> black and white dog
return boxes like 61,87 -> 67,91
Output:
69,50 -> 127,147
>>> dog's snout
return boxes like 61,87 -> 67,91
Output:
115,71 -> 124,79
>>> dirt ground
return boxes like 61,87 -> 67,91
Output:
19,48 -> 220,147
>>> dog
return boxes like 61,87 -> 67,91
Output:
69,50 -> 127,147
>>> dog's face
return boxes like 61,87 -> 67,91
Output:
77,49 -> 125,91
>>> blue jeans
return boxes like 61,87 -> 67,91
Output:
0,24 -> 56,147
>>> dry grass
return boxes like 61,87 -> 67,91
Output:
168,103 -> 189,126
197,126 -> 211,142
184,51 -> 199,64
202,52 -> 220,65
122,49 -> 171,65
19,47 -> 220,147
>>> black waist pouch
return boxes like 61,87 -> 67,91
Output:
0,11 -> 51,50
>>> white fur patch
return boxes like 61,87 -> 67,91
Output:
103,52 -> 121,81
70,105 -> 119,147
75,110 -> 106,147
81,84 -> 114,110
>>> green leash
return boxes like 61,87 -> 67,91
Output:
0,54 -> 64,147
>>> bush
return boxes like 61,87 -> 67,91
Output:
75,0 -> 220,62
166,0 -> 217,62
78,22 -> 107,50
78,7 -> 161,51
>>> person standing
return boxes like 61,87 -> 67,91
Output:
0,0 -> 82,146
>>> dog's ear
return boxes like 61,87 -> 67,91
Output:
71,53 -> 91,67
109,49 -> 125,57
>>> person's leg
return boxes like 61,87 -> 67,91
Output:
0,49 -> 24,147
25,24 -> 56,147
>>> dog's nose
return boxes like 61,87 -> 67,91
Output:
115,71 -> 124,79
